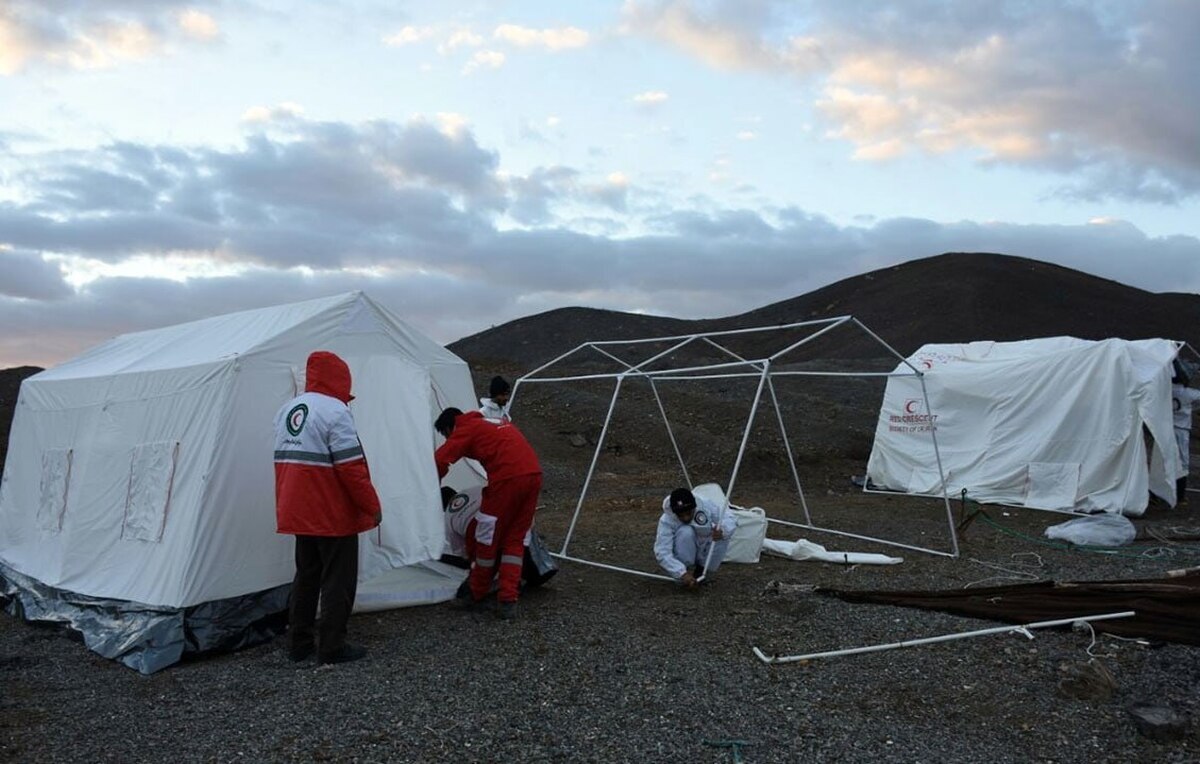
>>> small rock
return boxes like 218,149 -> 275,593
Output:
1056,660 -> 1116,702
1128,704 -> 1188,742
568,433 -> 588,447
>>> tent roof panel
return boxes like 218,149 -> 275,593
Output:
33,293 -> 363,381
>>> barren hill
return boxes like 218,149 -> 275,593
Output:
0,366 -> 40,470
450,252 -> 1200,368
4,253 -> 1199,482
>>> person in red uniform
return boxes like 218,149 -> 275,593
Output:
434,407 -> 542,620
274,351 -> 382,664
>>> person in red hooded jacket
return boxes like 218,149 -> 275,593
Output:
434,407 -> 542,620
274,351 -> 381,664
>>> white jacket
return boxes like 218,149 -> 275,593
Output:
653,493 -> 737,578
1173,384 -> 1200,430
479,397 -> 511,422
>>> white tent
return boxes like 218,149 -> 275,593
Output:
0,292 -> 474,671
865,337 -> 1182,515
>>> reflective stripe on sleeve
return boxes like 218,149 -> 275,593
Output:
330,445 -> 365,464
274,450 -> 333,465
500,554 -> 523,566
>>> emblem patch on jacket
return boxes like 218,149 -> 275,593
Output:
286,403 -> 309,436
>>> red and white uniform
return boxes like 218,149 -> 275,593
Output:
435,412 -> 541,603
444,486 -> 483,559
274,352 -> 380,536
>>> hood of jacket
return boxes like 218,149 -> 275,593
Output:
305,350 -> 354,403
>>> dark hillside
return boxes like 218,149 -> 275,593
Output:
451,252 -> 1200,367
447,306 -> 697,372
718,252 -> 1200,358
0,366 -> 40,471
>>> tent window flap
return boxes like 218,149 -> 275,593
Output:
37,449 -> 72,533
122,441 -> 179,543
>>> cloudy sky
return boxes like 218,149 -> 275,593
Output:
2,0 -> 1198,367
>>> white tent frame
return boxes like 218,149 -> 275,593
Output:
510,316 -> 959,583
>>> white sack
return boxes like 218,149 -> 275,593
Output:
1044,514 -> 1137,547
724,507 -> 767,564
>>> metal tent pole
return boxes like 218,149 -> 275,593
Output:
559,375 -> 624,556
699,362 -> 770,580
650,377 -> 692,488
767,317 -> 852,361
764,517 -> 955,556
767,374 -> 812,525
752,611 -> 1136,665
919,372 -> 959,558
550,553 -> 677,582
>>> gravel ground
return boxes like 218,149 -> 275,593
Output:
3,483 -> 1200,763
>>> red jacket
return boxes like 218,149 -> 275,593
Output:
274,351 -> 381,536
435,411 -> 542,482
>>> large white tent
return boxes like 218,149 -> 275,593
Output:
0,292 -> 474,671
865,337 -> 1182,515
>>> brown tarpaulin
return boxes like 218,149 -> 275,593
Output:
819,573 -> 1200,646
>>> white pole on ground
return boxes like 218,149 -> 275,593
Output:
764,516 -> 955,557
550,552 -> 678,582
752,611 -> 1136,665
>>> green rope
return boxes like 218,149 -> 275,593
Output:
703,740 -> 751,763
978,511 -> 1200,560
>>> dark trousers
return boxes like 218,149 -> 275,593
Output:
289,534 -> 359,658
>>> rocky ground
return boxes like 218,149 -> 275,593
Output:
3,468 -> 1200,763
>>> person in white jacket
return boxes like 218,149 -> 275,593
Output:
1173,362 -> 1200,503
653,487 -> 737,587
479,375 -> 512,422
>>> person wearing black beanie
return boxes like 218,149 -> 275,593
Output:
480,375 -> 512,421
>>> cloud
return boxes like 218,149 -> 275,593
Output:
622,0 -> 825,74
2,114 -> 1198,369
493,24 -> 589,51
177,9 -> 218,41
439,28 -> 483,55
0,0 -> 221,75
240,102 -> 305,124
633,91 -> 669,106
462,49 -> 505,74
0,247 -> 72,300
382,25 -> 435,46
624,0 -> 1200,203
633,91 -> 670,114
